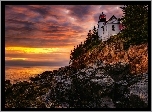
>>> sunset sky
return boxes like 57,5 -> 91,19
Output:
5,5 -> 123,68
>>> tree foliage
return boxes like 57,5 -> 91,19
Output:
120,5 -> 148,46
69,26 -> 100,67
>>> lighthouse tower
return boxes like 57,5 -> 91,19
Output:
98,12 -> 106,40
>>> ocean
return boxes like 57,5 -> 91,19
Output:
5,66 -> 60,84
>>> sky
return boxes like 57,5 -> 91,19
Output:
5,5 -> 123,68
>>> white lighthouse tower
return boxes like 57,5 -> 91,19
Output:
98,12 -> 106,40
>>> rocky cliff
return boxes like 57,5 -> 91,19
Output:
71,38 -> 148,75
5,59 -> 148,108
5,37 -> 149,108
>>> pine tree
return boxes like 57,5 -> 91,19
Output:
120,5 -> 148,45
92,26 -> 97,35
92,26 -> 97,41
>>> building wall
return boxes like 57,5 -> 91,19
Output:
102,23 -> 120,41
108,23 -> 120,37
102,24 -> 108,41
98,20 -> 121,41
98,22 -> 104,40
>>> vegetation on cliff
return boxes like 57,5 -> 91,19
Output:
120,5 -> 148,46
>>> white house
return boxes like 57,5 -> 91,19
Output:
98,12 -> 122,41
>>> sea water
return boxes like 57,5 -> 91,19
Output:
5,66 -> 59,84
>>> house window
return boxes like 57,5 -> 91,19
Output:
112,25 -> 115,31
103,27 -> 104,34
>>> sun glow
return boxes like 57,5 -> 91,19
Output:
5,57 -> 28,61
11,58 -> 27,60
5,47 -> 60,54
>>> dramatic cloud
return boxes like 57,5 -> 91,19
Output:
5,5 -> 123,67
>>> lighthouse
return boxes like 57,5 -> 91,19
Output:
98,12 -> 122,41
98,12 -> 106,40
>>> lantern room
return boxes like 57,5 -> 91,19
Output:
99,12 -> 106,22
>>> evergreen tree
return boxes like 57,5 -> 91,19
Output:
120,5 -> 148,45
87,30 -> 92,38
92,26 -> 97,35
92,26 -> 97,41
